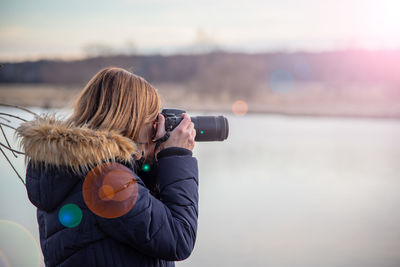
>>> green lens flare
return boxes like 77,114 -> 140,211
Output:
142,163 -> 150,172
58,204 -> 83,228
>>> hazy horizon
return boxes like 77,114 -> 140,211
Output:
2,0 -> 400,62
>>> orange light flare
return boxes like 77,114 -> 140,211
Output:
232,100 -> 248,116
83,162 -> 139,219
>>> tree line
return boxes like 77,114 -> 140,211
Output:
1,50 -> 400,99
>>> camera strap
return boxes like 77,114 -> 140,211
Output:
152,131 -> 170,163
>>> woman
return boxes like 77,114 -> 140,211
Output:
16,67 -> 198,266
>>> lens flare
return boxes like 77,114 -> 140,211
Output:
232,100 -> 248,116
365,0 -> 400,46
142,163 -> 151,172
83,162 -> 138,219
268,70 -> 294,92
98,184 -> 115,200
0,249 -> 11,267
0,220 -> 41,267
58,204 -> 83,228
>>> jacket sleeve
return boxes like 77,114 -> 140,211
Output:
95,153 -> 199,261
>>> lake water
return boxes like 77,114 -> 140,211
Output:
1,107 -> 400,267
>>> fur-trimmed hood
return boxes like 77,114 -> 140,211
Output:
16,114 -> 141,176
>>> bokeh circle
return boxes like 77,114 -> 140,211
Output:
58,203 -> 83,228
83,162 -> 138,219
142,163 -> 151,172
0,220 -> 41,267
232,100 -> 248,116
268,69 -> 294,92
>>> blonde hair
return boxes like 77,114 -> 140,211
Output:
66,67 -> 161,142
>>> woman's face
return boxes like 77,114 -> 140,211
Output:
137,122 -> 153,144
137,119 -> 157,161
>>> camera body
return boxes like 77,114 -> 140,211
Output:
162,109 -> 185,132
160,109 -> 229,142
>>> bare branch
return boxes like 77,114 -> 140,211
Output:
0,142 -> 24,154
0,125 -> 17,157
0,113 -> 27,122
0,146 -> 26,186
0,116 -> 11,123
0,123 -> 16,130
0,103 -> 38,116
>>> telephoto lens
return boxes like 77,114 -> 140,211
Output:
161,109 -> 229,142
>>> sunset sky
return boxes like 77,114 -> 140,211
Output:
1,0 -> 400,61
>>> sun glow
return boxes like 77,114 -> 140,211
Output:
365,0 -> 400,46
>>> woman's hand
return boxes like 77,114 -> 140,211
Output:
141,113 -> 195,163
153,113 -> 196,153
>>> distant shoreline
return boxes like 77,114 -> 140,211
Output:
1,84 -> 400,120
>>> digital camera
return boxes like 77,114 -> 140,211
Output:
160,109 -> 229,142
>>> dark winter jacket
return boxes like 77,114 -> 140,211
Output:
16,115 -> 199,267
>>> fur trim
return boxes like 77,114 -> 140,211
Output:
16,114 -> 141,176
